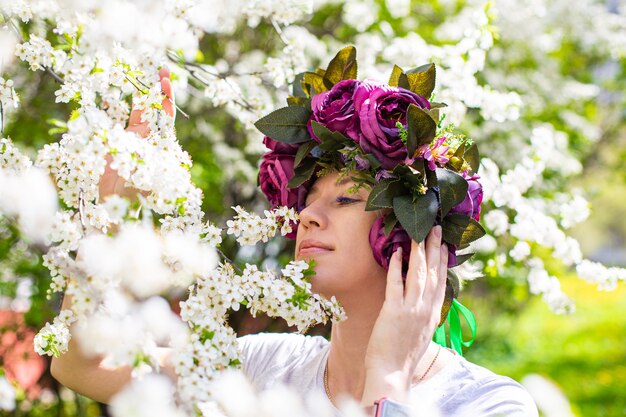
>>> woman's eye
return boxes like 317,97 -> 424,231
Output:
336,196 -> 358,205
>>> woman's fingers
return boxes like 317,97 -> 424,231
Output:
385,248 -> 405,303
404,238 -> 427,304
404,226 -> 443,305
159,67 -> 175,118
127,68 -> 175,132
421,226 -> 442,303
432,243 -> 449,309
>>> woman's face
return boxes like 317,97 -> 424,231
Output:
295,171 -> 387,301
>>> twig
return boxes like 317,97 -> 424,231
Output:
166,50 -> 257,112
270,18 -> 289,46
0,102 -> 4,136
216,248 -> 242,274
77,191 -> 87,231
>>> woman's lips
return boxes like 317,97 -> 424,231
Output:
298,239 -> 334,256
299,246 -> 333,255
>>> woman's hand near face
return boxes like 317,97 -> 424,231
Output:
98,68 -> 175,200
361,225 -> 448,405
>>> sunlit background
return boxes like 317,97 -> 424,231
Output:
1,0 -> 625,416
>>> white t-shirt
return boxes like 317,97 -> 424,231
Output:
238,332 -> 538,417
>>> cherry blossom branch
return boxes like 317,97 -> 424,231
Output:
166,51 -> 257,112
4,15 -> 65,84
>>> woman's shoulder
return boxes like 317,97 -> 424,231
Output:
414,352 -> 538,417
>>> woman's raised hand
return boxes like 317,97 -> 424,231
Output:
98,68 -> 175,200
362,225 -> 448,404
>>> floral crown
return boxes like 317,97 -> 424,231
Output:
255,46 -> 485,327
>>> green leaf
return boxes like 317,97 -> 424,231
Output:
286,96 -> 311,107
447,269 -> 460,299
324,45 -> 358,86
302,71 -> 328,96
398,73 -> 411,91
383,212 -> 398,237
388,64 -> 404,87
439,269 -> 459,325
442,213 -> 486,246
254,106 -> 312,144
292,72 -> 306,97
452,252 -> 475,267
287,157 -> 317,188
427,108 -> 440,124
406,104 -> 437,155
365,178 -> 406,211
464,143 -> 480,175
405,63 -> 436,99
294,141 -> 317,168
436,168 -> 468,217
392,190 -> 439,243
310,121 -> 351,151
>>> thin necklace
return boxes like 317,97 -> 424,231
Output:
415,345 -> 441,383
323,346 -> 442,403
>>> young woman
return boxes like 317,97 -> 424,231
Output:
237,170 -> 537,416
51,67 -> 538,416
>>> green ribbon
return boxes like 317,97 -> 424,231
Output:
432,299 -> 477,356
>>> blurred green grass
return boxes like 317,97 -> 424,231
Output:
466,275 -> 626,417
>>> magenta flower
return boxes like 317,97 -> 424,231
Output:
370,216 -> 460,270
449,173 -> 483,221
310,79 -> 361,141
417,137 -> 450,171
263,136 -> 300,155
368,217 -> 412,275
354,81 -> 430,169
258,152 -> 309,211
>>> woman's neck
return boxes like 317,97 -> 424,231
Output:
326,289 -> 385,400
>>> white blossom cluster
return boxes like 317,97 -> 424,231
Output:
110,369 -> 373,417
576,260 -> 626,292
0,375 -> 16,412
0,78 -> 18,116
479,154 -> 626,311
0,143 -> 57,242
176,260 -> 344,406
226,205 -> 299,246
33,310 -> 74,357
243,0 -> 313,27
526,258 -> 574,314
0,137 -> 31,171
110,374 -> 187,417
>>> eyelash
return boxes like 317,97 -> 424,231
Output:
336,196 -> 358,205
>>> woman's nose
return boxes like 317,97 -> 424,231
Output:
298,201 -> 327,230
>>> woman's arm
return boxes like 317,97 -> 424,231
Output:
50,68 -> 176,403
50,295 -> 176,404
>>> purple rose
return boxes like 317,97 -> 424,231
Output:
447,244 -> 458,268
449,173 -> 483,221
259,152 -> 307,210
263,136 -> 300,155
369,217 -> 412,276
354,81 -> 431,169
310,79 -> 361,141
